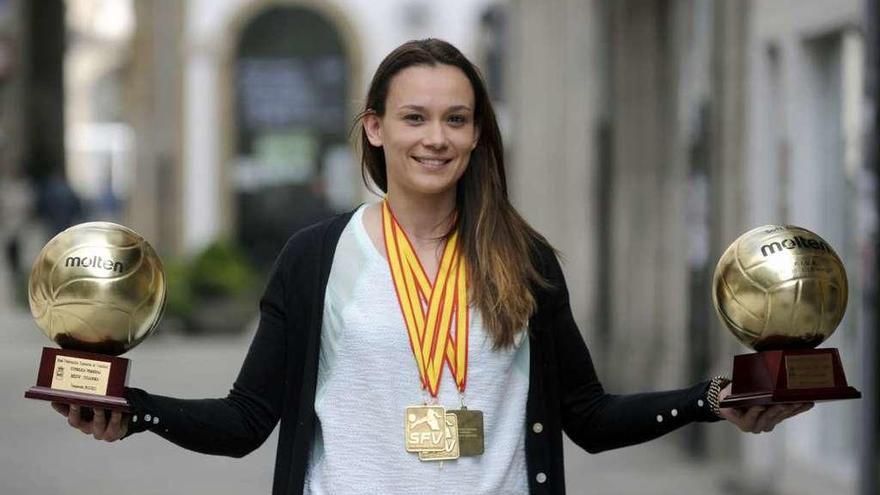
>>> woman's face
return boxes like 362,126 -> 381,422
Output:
365,64 -> 479,199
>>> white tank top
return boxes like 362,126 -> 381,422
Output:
304,203 -> 530,494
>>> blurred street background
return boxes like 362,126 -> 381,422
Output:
0,0 -> 878,494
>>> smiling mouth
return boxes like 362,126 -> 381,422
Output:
413,156 -> 453,167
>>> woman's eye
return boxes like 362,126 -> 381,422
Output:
404,114 -> 424,123
448,115 -> 468,125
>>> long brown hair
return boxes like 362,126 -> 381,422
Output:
358,39 -> 552,349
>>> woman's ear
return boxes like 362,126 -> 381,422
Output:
471,125 -> 481,150
363,112 -> 383,147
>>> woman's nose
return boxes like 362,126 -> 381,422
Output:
422,121 -> 448,148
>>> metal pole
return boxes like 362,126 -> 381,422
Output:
860,0 -> 879,494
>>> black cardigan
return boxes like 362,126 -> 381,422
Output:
124,209 -> 721,494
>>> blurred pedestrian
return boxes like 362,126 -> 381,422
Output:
36,170 -> 83,236
0,172 -> 35,304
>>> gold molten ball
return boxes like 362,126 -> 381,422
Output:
28,222 -> 166,356
712,225 -> 847,351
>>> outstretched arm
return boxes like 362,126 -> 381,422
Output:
54,237 -> 298,458
549,287 -> 719,453
541,251 -> 810,454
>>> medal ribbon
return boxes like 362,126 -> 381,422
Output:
382,200 -> 469,397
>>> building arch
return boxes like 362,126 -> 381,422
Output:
219,0 -> 364,265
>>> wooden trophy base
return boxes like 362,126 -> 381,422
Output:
719,348 -> 861,408
25,347 -> 131,413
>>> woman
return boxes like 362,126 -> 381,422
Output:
55,39 -> 812,494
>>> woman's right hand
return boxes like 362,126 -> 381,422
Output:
51,402 -> 129,442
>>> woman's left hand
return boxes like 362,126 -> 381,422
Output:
717,383 -> 814,433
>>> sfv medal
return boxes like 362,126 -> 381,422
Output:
419,413 -> 461,461
405,405 -> 447,452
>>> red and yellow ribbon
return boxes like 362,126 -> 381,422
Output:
382,200 -> 469,397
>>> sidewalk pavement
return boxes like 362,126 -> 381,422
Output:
0,299 -> 734,495
0,298 -> 846,495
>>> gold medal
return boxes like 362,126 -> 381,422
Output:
419,413 -> 461,461
385,200 -> 482,461
405,405 -> 447,452
449,407 -> 484,456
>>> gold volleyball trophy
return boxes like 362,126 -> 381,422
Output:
24,222 -> 166,415
713,225 -> 861,408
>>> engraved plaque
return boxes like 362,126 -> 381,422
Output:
50,355 -> 111,395
450,408 -> 484,456
786,354 -> 835,389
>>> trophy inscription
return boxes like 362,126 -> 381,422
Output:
51,354 -> 112,394
784,354 -> 834,389
713,225 -> 860,408
24,222 -> 166,413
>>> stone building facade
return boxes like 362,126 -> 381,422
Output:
508,1 -> 875,494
